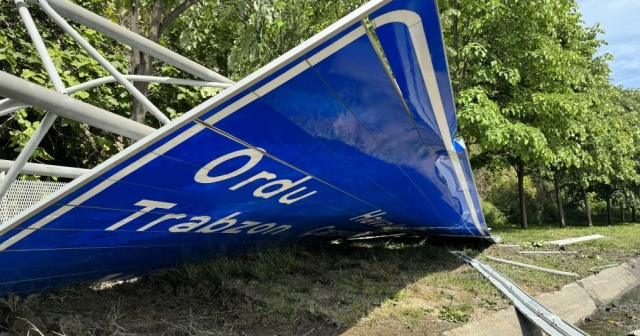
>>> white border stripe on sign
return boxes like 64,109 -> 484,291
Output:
307,26 -> 367,65
373,10 -> 486,236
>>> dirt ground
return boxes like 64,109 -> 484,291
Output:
2,223 -> 639,335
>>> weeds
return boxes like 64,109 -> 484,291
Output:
14,317 -> 45,336
397,307 -> 427,327
0,294 -> 21,313
106,299 -> 127,335
438,306 -> 470,323
203,257 -> 236,283
487,222 -> 640,295
307,301 -> 322,318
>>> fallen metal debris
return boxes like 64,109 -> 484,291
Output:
486,256 -> 580,278
347,233 -> 407,241
519,251 -> 578,254
547,235 -> 605,246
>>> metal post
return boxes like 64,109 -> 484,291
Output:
0,0 -> 69,202
39,0 -> 171,125
515,308 -> 544,336
0,75 -> 232,117
30,0 -> 233,84
0,160 -> 89,179
0,71 -> 155,141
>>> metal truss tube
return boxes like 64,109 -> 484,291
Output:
0,113 -> 57,201
0,101 -> 20,118
486,256 -> 580,278
0,75 -> 232,117
39,0 -> 171,125
71,75 -> 234,90
0,71 -> 155,140
15,0 -> 67,94
34,0 -> 233,84
0,160 -> 88,179
0,0 -> 70,201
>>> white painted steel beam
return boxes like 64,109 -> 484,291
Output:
39,0 -> 171,125
486,256 -> 580,278
29,0 -> 233,84
0,0 -> 69,203
0,160 -> 88,179
547,235 -> 605,246
0,75 -> 232,117
0,71 -> 155,141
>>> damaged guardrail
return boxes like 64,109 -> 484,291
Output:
453,251 -> 588,336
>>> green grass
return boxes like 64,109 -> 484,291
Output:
3,223 -> 640,335
483,221 -> 640,294
492,221 -> 640,248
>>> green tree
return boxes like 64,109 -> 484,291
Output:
439,0 -> 611,229
0,0 -> 131,170
0,0 -> 227,169
115,0 -> 205,123
567,86 -> 640,226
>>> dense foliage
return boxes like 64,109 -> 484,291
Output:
1,0 -> 638,228
439,0 -> 640,228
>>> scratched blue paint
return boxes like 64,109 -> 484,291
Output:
0,0 -> 489,296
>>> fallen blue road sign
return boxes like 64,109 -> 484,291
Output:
0,0 -> 490,295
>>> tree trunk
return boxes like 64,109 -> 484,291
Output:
607,197 -> 612,225
129,0 -> 143,123
554,171 -> 565,228
452,0 -> 459,94
621,200 -> 625,223
517,162 -> 527,229
127,0 -> 201,125
633,207 -> 637,222
583,187 -> 592,227
130,0 -> 164,124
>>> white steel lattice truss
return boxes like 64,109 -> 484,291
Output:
0,177 -> 67,224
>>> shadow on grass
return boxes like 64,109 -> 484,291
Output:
0,237 -> 496,336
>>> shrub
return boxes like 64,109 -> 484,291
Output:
479,169 -> 557,224
481,200 -> 507,226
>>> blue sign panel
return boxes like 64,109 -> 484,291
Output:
0,0 -> 489,295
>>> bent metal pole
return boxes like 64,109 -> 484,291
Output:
0,160 -> 89,179
0,71 -> 155,141
31,0 -> 233,84
39,0 -> 171,125
0,0 -> 70,202
0,75 -> 232,118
